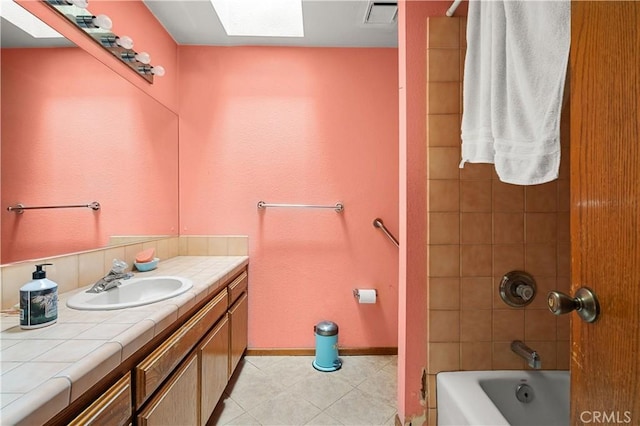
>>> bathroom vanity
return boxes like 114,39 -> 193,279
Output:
0,256 -> 249,426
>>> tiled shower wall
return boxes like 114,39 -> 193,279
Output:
425,17 -> 571,418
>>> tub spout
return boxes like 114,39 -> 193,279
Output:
511,340 -> 542,369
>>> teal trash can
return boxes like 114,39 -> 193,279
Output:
312,321 -> 342,372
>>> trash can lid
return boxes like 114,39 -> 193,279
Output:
315,321 -> 339,336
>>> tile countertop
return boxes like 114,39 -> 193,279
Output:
0,255 -> 249,426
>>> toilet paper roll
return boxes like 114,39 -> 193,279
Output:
356,289 -> 377,304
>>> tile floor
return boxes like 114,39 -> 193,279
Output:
209,355 -> 398,426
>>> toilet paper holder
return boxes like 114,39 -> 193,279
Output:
353,289 -> 377,299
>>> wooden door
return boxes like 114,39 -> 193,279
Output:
570,1 -> 640,424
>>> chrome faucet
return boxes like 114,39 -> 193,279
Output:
87,259 -> 133,293
511,340 -> 542,369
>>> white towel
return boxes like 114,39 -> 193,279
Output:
460,0 -> 570,185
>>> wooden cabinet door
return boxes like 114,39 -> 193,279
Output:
138,353 -> 199,426
571,2 -> 640,423
199,315 -> 230,425
68,373 -> 131,426
229,292 -> 248,376
135,288 -> 228,408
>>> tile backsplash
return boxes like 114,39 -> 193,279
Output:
0,235 -> 248,310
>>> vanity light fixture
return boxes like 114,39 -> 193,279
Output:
138,65 -> 165,76
75,14 -> 112,30
121,50 -> 151,64
100,35 -> 134,49
134,51 -> 150,64
120,51 -> 135,61
47,0 -> 89,8
43,0 -> 166,83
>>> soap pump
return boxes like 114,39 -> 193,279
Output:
20,263 -> 58,329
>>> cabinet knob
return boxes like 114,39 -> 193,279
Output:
547,287 -> 600,323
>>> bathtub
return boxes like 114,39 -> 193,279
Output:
437,370 -> 569,426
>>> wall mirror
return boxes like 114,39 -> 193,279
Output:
1,2 -> 179,264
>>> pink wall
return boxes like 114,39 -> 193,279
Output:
1,48 -> 178,263
179,46 -> 399,349
397,1 -> 460,423
16,0 -> 178,112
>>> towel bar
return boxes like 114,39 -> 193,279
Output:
257,201 -> 344,213
6,202 -> 101,214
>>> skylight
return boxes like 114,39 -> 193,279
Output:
210,0 -> 304,37
0,0 -> 64,38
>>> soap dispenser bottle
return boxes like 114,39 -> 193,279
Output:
20,263 -> 58,329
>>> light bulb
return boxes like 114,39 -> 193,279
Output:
92,14 -> 112,30
135,52 -> 150,64
68,0 -> 88,8
151,65 -> 165,76
116,36 -> 134,50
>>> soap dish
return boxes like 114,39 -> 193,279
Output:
134,258 -> 159,272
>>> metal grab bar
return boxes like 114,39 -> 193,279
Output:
7,202 -> 101,214
257,201 -> 344,213
373,218 -> 399,248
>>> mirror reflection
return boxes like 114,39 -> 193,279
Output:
1,5 -> 179,264
43,0 -> 160,83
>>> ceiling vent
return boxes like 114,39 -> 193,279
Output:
364,2 -> 398,25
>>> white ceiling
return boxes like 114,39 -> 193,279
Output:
142,0 -> 398,47
1,1 -> 397,48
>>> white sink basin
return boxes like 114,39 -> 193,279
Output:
67,276 -> 193,310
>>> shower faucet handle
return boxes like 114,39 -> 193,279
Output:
515,284 -> 534,301
499,270 -> 537,307
547,287 -> 600,323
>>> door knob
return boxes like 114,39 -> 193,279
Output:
547,287 -> 600,323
